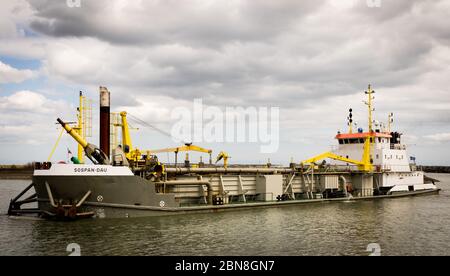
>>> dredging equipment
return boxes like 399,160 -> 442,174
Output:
8,85 -> 440,220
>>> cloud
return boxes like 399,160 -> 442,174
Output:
0,37 -> 47,59
0,0 -> 449,164
425,133 -> 450,143
0,90 -> 58,112
0,90 -> 72,145
0,0 -> 33,39
0,61 -> 37,83
29,0 -> 325,46
0,0 -> 46,59
23,0 -> 447,106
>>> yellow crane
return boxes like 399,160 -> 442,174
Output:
48,92 -> 92,163
117,112 -> 213,165
119,111 -> 136,160
300,85 -> 376,172
147,144 -> 213,165
300,137 -> 372,172
215,151 -> 229,168
72,92 -> 92,164
57,118 -> 109,165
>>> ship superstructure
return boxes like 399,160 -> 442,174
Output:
317,85 -> 432,194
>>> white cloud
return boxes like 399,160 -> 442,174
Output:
425,133 -> 450,143
0,0 -> 33,39
0,61 -> 36,83
0,0 -> 450,164
0,90 -> 67,113
0,37 -> 47,59
0,90 -> 72,146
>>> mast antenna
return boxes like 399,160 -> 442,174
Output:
364,84 -> 375,133
388,112 -> 394,133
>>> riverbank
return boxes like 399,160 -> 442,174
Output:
0,165 -> 33,180
420,166 -> 450,174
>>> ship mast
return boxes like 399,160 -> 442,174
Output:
74,91 -> 92,164
77,91 -> 84,163
388,112 -> 394,133
361,84 -> 375,172
365,84 -> 375,132
347,108 -> 353,134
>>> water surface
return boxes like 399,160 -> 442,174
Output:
0,174 -> 449,256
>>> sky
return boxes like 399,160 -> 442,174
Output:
0,0 -> 449,165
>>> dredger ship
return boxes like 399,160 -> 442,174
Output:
8,85 -> 439,219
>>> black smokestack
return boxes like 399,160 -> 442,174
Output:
99,86 -> 110,159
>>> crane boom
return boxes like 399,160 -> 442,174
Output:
147,144 -> 213,164
216,151 -> 229,168
148,145 -> 212,154
301,137 -> 373,172
117,111 -> 213,164
57,118 -> 110,165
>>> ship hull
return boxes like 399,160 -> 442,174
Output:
8,164 -> 440,219
34,187 -> 440,219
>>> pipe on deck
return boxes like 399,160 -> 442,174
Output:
339,175 -> 348,197
160,180 -> 213,205
164,167 -> 295,174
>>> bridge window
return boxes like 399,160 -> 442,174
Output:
339,138 -> 368,144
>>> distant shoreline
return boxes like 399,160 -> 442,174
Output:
1,164 -> 450,180
0,165 -> 33,180
419,166 -> 450,174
